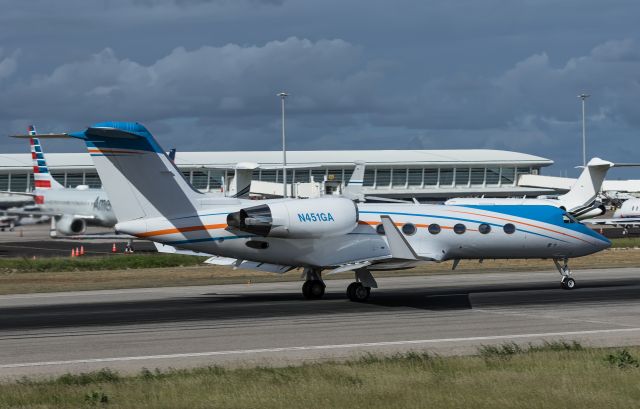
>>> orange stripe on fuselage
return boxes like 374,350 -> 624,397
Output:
136,223 -> 227,238
447,209 -> 588,243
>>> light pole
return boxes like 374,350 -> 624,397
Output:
277,92 -> 289,198
578,93 -> 590,167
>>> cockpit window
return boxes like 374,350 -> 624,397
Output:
563,213 -> 579,224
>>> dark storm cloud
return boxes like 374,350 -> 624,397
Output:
1,0 -> 639,176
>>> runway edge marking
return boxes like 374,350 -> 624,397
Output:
3,327 -> 640,369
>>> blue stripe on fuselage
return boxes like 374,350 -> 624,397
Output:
457,205 -> 610,244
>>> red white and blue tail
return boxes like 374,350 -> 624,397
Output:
29,126 -> 64,190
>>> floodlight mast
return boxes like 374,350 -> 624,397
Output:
578,93 -> 590,168
277,92 -> 289,198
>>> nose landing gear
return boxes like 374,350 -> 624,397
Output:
554,258 -> 576,290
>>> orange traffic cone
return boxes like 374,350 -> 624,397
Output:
112,243 -> 117,253
71,248 -> 76,257
80,245 -> 85,256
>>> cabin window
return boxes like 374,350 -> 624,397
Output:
453,223 -> 466,234
503,223 -> 516,234
428,223 -> 441,235
478,223 -> 491,234
402,223 -> 417,236
376,224 -> 385,235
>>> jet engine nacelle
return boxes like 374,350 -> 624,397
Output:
574,204 -> 607,220
56,215 -> 87,235
227,197 -> 358,238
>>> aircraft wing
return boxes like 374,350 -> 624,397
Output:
53,231 -> 136,240
3,208 -> 60,217
0,191 -> 37,197
154,242 -> 213,257
155,243 -> 294,273
588,218 -> 640,226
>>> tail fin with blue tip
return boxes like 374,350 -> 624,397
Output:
67,122 -> 229,222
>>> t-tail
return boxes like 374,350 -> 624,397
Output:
343,161 -> 365,201
29,125 -> 64,190
553,156 -> 640,217
65,122 -> 236,223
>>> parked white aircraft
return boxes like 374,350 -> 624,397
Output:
18,122 -> 610,300
590,198 -> 640,229
446,158 -> 627,220
3,127 -> 117,236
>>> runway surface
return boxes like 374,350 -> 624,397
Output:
0,224 -> 155,257
1,268 -> 640,378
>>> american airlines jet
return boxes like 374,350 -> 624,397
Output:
17,122 -> 611,301
4,126 -> 117,236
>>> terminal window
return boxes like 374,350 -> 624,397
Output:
470,168 -> 485,185
455,168 -> 469,186
501,167 -> 516,185
294,169 -> 310,183
486,167 -> 500,185
375,169 -> 391,187
424,169 -> 438,186
260,170 -> 277,183
311,169 -> 327,183
9,174 -> 28,192
392,168 -> 407,187
363,170 -> 375,187
439,168 -> 454,186
407,168 -> 423,186
84,173 -> 102,188
0,175 -> 9,191
191,171 -> 209,190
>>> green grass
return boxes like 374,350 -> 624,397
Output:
3,343 -> 640,408
0,253 -> 207,274
610,237 -> 640,248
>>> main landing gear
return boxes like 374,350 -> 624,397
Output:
346,268 -> 378,302
301,268 -> 325,300
554,258 -> 576,290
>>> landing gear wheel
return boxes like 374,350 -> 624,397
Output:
346,282 -> 371,302
302,280 -> 325,300
561,277 -> 576,290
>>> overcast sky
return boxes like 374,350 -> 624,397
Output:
1,0 -> 639,177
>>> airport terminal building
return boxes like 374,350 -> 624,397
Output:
0,149 -> 554,200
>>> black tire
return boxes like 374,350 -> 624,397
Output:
346,282 -> 370,302
303,280 -> 325,300
561,277 -> 576,290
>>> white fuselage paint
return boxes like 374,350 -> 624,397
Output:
35,188 -> 117,227
613,198 -> 640,219
116,203 -> 610,269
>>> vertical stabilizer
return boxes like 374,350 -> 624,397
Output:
29,126 -> 64,190
68,122 -> 207,222
343,161 -> 365,201
557,158 -> 613,212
